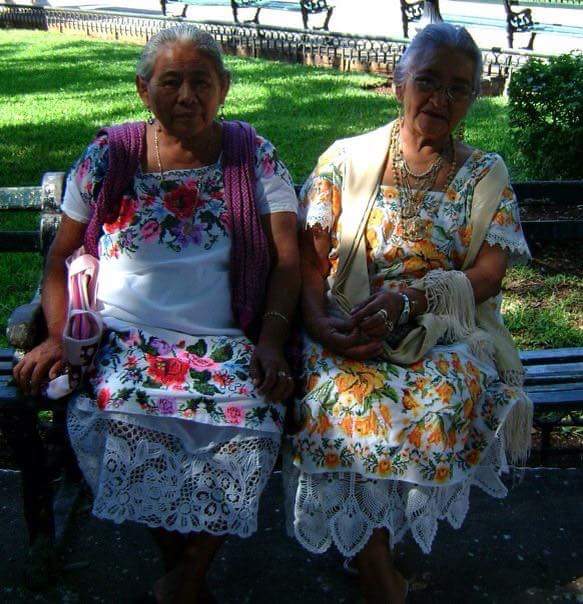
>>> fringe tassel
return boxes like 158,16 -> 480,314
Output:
502,394 -> 533,466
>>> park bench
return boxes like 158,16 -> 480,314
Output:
399,0 -> 538,48
399,0 -> 424,38
503,0 -> 537,48
1,172 -> 582,583
160,0 -> 335,31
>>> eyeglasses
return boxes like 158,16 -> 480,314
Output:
411,75 -> 475,103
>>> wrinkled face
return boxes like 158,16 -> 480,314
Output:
137,41 -> 230,138
396,46 -> 475,141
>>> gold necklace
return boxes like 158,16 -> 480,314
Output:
153,124 -> 166,182
390,119 -> 457,241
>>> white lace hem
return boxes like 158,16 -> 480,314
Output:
484,232 -> 531,265
283,433 -> 509,557
68,404 -> 280,538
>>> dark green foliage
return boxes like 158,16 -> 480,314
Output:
508,53 -> 583,180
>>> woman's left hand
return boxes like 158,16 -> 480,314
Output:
250,343 -> 294,403
350,290 -> 404,340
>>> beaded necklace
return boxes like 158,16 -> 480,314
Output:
389,119 -> 457,241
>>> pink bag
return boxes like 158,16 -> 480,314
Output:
45,247 -> 103,399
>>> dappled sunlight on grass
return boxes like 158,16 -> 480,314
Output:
0,30 -> 580,349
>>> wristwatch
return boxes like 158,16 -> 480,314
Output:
398,292 -> 411,326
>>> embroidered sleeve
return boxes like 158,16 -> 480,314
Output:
61,134 -> 109,224
298,141 -> 345,232
485,172 -> 532,265
254,135 -> 297,215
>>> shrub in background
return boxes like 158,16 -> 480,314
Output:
508,53 -> 583,180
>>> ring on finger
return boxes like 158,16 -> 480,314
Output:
376,309 -> 393,333
377,309 -> 389,321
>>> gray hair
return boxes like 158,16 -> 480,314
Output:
394,23 -> 483,95
136,24 -> 229,81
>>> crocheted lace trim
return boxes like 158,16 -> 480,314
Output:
68,406 -> 279,537
283,435 -> 508,557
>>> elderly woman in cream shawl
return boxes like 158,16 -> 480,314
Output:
286,24 -> 532,602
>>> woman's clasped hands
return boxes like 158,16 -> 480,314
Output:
313,290 -> 405,361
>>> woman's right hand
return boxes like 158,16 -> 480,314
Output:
312,316 -> 385,361
12,336 -> 65,396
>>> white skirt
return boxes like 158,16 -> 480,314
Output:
68,400 -> 280,537
283,433 -> 509,557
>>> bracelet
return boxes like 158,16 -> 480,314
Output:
397,293 -> 411,326
263,310 -> 289,325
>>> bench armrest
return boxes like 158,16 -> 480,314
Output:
7,299 -> 45,351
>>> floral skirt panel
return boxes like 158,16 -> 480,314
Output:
76,326 -> 285,434
68,403 -> 280,536
291,338 -> 521,486
286,337 -> 524,555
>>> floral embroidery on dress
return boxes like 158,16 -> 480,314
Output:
291,140 -> 531,487
88,329 -> 284,431
71,132 -> 293,259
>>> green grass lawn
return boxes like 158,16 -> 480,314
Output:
1,29 -> 581,350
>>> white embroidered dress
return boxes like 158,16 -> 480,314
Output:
285,142 -> 532,556
63,132 -> 297,536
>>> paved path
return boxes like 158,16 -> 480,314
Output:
17,0 -> 583,54
1,466 -> 582,603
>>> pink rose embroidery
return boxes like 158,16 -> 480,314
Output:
189,355 -> 218,372
262,153 -> 275,178
225,405 -> 244,425
141,220 -> 160,242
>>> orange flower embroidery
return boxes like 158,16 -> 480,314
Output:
408,425 -> 423,448
379,405 -> 392,428
434,465 -> 451,483
354,412 -> 381,437
402,390 -> 421,414
316,412 -> 333,435
466,449 -> 480,466
324,452 -> 340,468
335,361 -> 385,404
339,415 -> 354,437
378,458 -> 393,475
437,359 -> 450,376
436,383 -> 454,404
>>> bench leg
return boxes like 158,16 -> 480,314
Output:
525,32 -> 536,50
323,7 -> 333,30
160,0 -> 167,15
402,14 -> 409,38
0,407 -> 55,546
506,25 -> 514,48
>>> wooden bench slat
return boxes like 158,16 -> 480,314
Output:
0,186 -> 43,210
527,389 -> 583,406
0,231 -> 40,253
524,362 -> 583,376
520,348 -> 583,365
0,361 -> 14,374
525,381 -> 583,393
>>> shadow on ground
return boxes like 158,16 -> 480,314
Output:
0,466 -> 582,603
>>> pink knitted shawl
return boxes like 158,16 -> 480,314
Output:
83,120 -> 270,341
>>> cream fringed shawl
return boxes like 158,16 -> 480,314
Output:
329,121 -> 533,464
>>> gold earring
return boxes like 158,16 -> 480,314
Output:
146,109 -> 155,125
218,104 -> 225,121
